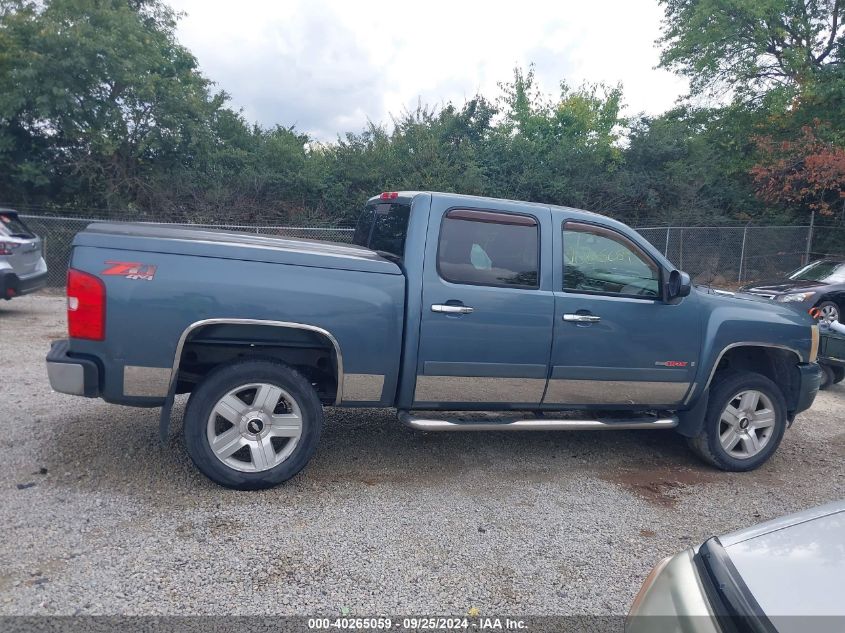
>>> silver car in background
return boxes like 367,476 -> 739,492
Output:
0,209 -> 48,300
627,499 -> 844,633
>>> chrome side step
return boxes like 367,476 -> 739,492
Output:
397,410 -> 678,432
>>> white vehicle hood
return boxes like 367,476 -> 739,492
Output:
720,499 -> 845,620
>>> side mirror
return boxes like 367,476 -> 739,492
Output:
667,270 -> 691,300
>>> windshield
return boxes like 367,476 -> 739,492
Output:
352,201 -> 411,259
0,212 -> 35,239
788,260 -> 845,283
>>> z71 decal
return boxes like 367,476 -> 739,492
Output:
101,261 -> 157,281
655,360 -> 691,367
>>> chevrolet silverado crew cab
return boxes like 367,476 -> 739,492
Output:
46,192 -> 821,489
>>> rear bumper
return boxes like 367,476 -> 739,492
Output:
46,339 -> 100,397
0,268 -> 47,299
791,362 -> 821,416
19,269 -> 48,294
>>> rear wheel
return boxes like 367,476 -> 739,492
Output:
183,360 -> 323,489
687,370 -> 787,471
831,366 -> 845,385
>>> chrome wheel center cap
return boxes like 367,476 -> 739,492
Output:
739,417 -> 750,430
241,410 -> 270,438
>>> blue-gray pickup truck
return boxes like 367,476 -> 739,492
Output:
46,192 -> 822,489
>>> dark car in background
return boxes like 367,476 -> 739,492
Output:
0,209 -> 48,300
742,259 -> 845,324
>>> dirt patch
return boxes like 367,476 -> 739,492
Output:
601,466 -> 721,508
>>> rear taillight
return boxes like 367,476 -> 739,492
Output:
0,241 -> 20,255
67,268 -> 106,340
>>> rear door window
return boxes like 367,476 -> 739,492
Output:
437,209 -> 539,288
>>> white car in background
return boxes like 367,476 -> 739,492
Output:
0,209 -> 47,300
627,499 -> 844,633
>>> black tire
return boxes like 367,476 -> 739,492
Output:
819,364 -> 834,390
815,299 -> 841,324
183,359 -> 323,490
831,366 -> 845,385
687,369 -> 787,472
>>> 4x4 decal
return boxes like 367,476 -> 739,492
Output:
101,261 -> 157,281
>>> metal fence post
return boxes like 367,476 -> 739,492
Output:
804,210 -> 815,265
663,226 -> 670,256
678,228 -> 684,270
738,224 -> 748,282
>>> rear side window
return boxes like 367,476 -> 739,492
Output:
437,209 -> 539,288
352,202 -> 411,258
0,213 -> 34,238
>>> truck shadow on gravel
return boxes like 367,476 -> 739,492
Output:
0,304 -> 34,318
40,401 -> 786,510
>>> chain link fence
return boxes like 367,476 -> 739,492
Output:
15,214 -> 845,289
636,225 -> 822,287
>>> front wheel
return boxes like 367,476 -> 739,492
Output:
819,364 -> 834,390
687,370 -> 787,472
183,360 -> 323,489
815,300 -> 841,324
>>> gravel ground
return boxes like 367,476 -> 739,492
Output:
0,294 -> 843,616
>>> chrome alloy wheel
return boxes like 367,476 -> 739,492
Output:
718,390 -> 776,459
206,382 -> 303,473
819,303 -> 840,325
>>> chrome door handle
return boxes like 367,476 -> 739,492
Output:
563,313 -> 600,322
432,304 -> 474,314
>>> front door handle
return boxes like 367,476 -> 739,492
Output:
563,313 -> 600,322
432,304 -> 474,314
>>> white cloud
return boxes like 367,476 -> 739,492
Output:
167,0 -> 688,140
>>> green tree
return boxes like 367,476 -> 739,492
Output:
484,66 -> 625,210
615,107 -> 773,225
0,0 -> 229,213
658,0 -> 845,102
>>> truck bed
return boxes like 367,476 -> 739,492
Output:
75,223 -> 402,275
65,221 -> 407,408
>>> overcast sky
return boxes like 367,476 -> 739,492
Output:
166,0 -> 689,141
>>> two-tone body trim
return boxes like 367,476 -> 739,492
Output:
343,373 -> 385,402
543,379 -> 690,405
123,365 -> 171,397
414,376 -> 547,403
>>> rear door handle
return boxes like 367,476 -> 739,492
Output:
563,313 -> 600,322
432,304 -> 474,314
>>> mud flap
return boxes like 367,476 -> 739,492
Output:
158,382 -> 177,443
675,388 -> 709,438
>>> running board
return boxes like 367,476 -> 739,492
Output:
397,410 -> 678,432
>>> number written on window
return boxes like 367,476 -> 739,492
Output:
563,223 -> 660,298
